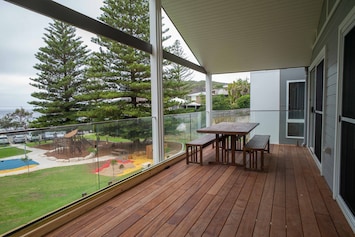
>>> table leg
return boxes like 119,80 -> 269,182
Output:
231,135 -> 236,165
215,134 -> 219,163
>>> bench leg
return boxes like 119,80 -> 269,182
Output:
192,145 -> 198,164
221,136 -> 228,164
199,145 -> 203,165
245,149 -> 253,170
186,145 -> 195,165
193,146 -> 198,164
243,148 -> 246,167
231,135 -> 236,165
244,149 -> 265,171
186,146 -> 190,165
186,145 -> 204,165
252,150 -> 257,169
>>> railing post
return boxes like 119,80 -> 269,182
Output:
206,73 -> 212,126
150,0 -> 164,164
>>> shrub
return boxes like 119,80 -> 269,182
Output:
237,95 -> 250,108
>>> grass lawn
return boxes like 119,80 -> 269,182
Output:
0,135 -> 171,234
0,164 -> 114,235
0,146 -> 31,159
84,134 -> 131,143
25,140 -> 52,148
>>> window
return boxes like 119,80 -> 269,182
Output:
286,81 -> 305,138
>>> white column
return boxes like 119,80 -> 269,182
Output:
150,0 -> 164,164
206,73 -> 212,126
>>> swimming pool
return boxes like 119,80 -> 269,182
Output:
0,158 -> 39,171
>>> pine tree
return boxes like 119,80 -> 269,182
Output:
77,1 -> 190,143
29,20 -> 89,127
79,1 -> 180,122
76,50 -> 125,122
78,0 -> 155,144
164,40 -> 192,113
81,0 -> 151,122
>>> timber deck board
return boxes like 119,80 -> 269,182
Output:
47,144 -> 355,237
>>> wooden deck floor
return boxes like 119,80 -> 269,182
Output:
47,145 -> 355,237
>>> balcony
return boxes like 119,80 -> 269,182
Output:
44,144 -> 353,236
0,110 -> 246,235
1,109 -> 354,236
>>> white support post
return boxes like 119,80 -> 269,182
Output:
150,0 -> 164,164
206,73 -> 212,126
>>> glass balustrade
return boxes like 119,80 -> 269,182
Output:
0,108 -> 310,234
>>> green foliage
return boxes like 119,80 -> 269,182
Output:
164,40 -> 192,111
228,79 -> 250,107
0,114 -> 12,129
29,20 -> 89,127
84,133 -> 130,143
164,115 -> 184,136
236,95 -> 250,108
97,118 -> 152,145
0,108 -> 33,129
212,95 -> 230,110
23,1 -> 249,144
78,0 -> 151,122
210,81 -> 250,110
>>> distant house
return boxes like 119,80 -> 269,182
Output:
185,101 -> 201,109
169,97 -> 187,104
212,86 -> 228,96
187,92 -> 206,103
188,87 -> 228,103
168,97 -> 187,110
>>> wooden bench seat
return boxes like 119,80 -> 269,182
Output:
243,135 -> 270,171
186,134 -> 217,165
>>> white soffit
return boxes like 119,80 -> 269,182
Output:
162,0 -> 323,74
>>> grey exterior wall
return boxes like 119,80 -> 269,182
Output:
310,0 -> 355,190
279,68 -> 307,145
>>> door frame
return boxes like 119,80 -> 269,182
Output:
307,47 -> 325,172
334,6 -> 355,231
286,80 -> 306,139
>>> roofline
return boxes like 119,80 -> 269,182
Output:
5,0 -> 207,74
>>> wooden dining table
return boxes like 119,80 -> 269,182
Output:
197,122 -> 259,165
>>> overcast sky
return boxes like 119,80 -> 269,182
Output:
0,1 -> 249,111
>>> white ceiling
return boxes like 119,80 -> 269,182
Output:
162,0 -> 323,74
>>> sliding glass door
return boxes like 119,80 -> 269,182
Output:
309,60 -> 324,164
340,25 -> 355,216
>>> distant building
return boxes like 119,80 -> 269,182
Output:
187,92 -> 205,104
212,85 -> 228,96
